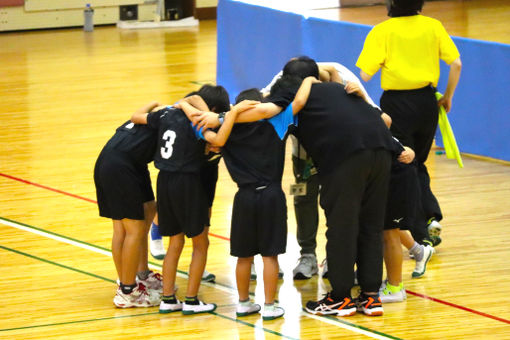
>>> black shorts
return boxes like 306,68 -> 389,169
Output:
200,157 -> 220,226
230,183 -> 287,257
94,149 -> 154,220
157,171 -> 209,238
384,162 -> 417,230
201,156 -> 220,208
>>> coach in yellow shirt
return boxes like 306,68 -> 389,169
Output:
356,0 -> 461,290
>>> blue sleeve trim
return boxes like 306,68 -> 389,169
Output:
267,102 -> 297,140
191,122 -> 206,140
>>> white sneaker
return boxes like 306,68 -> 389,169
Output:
412,245 -> 435,278
113,283 -> 161,308
379,284 -> 407,303
427,220 -> 442,237
320,258 -> 328,279
293,254 -> 318,279
236,301 -> 261,317
182,299 -> 217,314
137,271 -> 163,293
202,270 -> 216,282
261,305 -> 285,320
159,297 -> 183,313
150,238 -> 166,260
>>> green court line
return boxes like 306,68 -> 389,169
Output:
0,216 -> 252,297
0,311 -> 159,332
323,315 -> 402,340
190,80 -> 215,86
0,244 -> 115,284
1,216 -> 400,340
0,243 -> 292,339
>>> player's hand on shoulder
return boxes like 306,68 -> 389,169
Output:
234,100 -> 260,112
146,101 -> 161,112
152,104 -> 166,112
344,81 -> 361,94
305,76 -> 321,84
398,146 -> 415,164
193,111 -> 220,130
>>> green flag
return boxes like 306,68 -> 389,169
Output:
436,92 -> 463,168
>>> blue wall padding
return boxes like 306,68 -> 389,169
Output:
434,38 -> 510,160
301,17 -> 383,102
217,0 -> 304,97
217,0 -> 510,161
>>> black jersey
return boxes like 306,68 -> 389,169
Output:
221,120 -> 286,186
147,106 -> 205,173
102,120 -> 158,165
296,83 -> 398,175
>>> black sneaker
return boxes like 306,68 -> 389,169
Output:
430,235 -> 442,247
356,292 -> 383,316
304,292 -> 356,316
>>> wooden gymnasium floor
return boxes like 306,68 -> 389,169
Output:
1,1 -> 510,339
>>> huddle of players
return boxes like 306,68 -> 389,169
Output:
94,0 -> 461,320
95,62 -> 400,319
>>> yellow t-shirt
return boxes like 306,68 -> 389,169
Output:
356,15 -> 460,90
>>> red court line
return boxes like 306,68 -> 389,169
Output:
406,290 -> 510,324
0,173 -> 97,204
209,232 -> 230,241
0,172 -> 231,241
2,171 -> 510,325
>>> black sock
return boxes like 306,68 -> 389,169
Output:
185,296 -> 199,305
162,295 -> 177,303
120,283 -> 137,295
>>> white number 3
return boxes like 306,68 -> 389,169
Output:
161,130 -> 176,159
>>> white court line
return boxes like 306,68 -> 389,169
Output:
0,217 -> 229,293
303,313 -> 393,340
0,217 -> 396,340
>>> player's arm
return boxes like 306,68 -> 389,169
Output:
178,100 -> 221,130
359,70 -> 373,82
235,102 -> 283,122
319,64 -> 343,84
203,100 -> 257,147
179,95 -> 210,112
438,57 -> 462,113
131,101 -> 160,124
381,112 -> 392,128
292,76 -> 319,114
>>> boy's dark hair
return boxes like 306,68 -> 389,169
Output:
235,88 -> 263,104
282,56 -> 319,80
184,90 -> 198,97
270,74 -> 303,97
387,0 -> 424,17
196,84 -> 230,113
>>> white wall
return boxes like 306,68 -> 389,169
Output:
0,0 -> 157,31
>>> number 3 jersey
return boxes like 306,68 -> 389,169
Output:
147,106 -> 205,173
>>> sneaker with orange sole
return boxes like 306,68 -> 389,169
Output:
304,292 -> 356,316
356,292 -> 383,316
